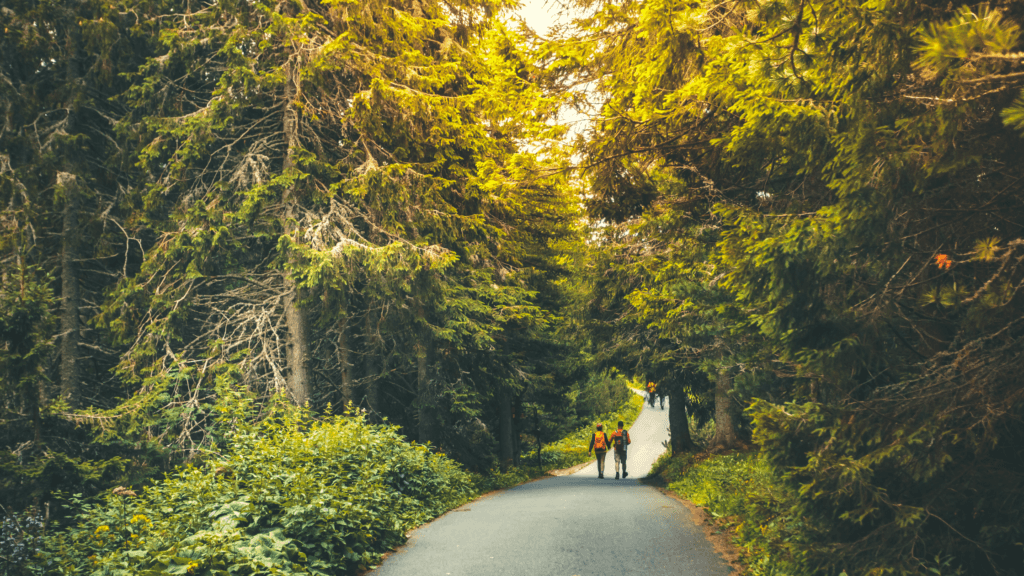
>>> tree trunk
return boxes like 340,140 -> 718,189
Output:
511,396 -> 521,467
415,304 -> 436,444
22,379 -> 42,446
58,172 -> 81,408
363,310 -> 380,414
282,58 -> 311,406
535,409 -> 542,467
709,366 -> 739,451
338,315 -> 353,408
14,254 -> 42,446
669,389 -> 696,454
58,17 -> 82,409
497,389 -> 513,472
283,287 -> 311,405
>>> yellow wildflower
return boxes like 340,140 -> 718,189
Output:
95,525 -> 110,534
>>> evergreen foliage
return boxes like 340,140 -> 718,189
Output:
546,0 -> 1024,573
2,0 -> 587,513
1,0 -> 168,513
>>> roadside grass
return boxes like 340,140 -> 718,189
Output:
649,450 -> 810,576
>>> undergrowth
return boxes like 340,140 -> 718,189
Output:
649,450 -> 808,576
32,409 -> 474,576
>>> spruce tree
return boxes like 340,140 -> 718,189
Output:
99,0 -> 577,463
548,0 -> 1024,572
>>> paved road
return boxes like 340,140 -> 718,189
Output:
371,397 -> 734,576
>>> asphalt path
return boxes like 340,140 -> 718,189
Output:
371,395 -> 734,576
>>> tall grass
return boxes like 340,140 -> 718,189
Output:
650,451 -> 809,576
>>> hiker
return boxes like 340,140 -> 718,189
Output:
588,423 -> 611,479
646,382 -> 657,407
610,420 -> 631,479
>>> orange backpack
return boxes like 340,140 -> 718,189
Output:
612,429 -> 627,450
593,432 -> 607,450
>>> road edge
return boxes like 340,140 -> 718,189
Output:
652,484 -> 745,574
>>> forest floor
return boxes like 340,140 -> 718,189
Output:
369,398 -> 739,576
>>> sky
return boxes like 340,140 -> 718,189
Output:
513,0 -> 565,36
508,0 -> 596,142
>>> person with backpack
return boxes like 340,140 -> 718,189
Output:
588,423 -> 611,479
610,420 -> 631,479
646,382 -> 657,407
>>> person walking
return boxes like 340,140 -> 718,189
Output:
610,420 -> 631,479
588,423 -> 611,479
646,382 -> 657,407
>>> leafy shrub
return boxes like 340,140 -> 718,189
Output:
35,409 -> 474,576
468,467 -> 536,494
574,371 -> 632,421
689,415 -> 716,450
2,508 -> 44,576
624,376 -> 645,392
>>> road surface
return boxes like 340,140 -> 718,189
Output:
371,396 -> 735,576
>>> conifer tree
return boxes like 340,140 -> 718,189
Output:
98,0 -> 575,461
548,0 -> 1024,572
1,0 -> 157,508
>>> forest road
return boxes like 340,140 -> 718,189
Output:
370,397 -> 735,576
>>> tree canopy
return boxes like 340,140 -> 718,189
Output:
545,0 -> 1024,573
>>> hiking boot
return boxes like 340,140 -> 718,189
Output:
623,471 -> 628,478
598,474 -> 604,479
615,472 -> 620,479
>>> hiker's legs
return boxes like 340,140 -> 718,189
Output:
596,451 -> 607,477
613,450 -> 622,473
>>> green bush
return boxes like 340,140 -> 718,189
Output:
574,371 -> 632,421
468,466 -> 538,494
35,410 -> 474,576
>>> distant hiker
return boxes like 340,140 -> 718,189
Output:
659,389 -> 665,410
646,382 -> 657,407
610,420 -> 631,479
588,423 -> 611,479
